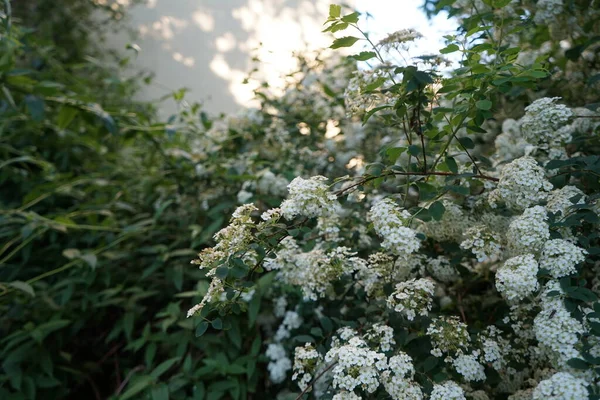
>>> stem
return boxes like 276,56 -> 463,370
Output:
335,170 -> 498,197
294,362 -> 337,400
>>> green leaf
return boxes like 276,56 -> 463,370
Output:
151,384 -> 169,400
150,357 -> 180,379
349,51 -> 377,61
429,201 -> 446,221
327,22 -> 348,33
476,99 -> 492,110
458,137 -> 475,149
330,36 -> 360,49
320,316 -> 333,333
293,335 -> 315,343
8,281 -> 35,297
440,44 -> 460,54
80,253 -> 98,269
57,106 -> 78,129
567,358 -> 589,370
445,156 -> 458,174
408,145 -> 421,157
211,318 -> 223,330
329,4 -> 341,18
120,375 -> 154,400
215,266 -> 229,279
386,146 -> 407,163
195,321 -> 209,337
362,105 -> 392,125
341,12 -> 360,23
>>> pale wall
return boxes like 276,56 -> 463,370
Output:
109,0 -> 355,116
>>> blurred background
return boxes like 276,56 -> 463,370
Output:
107,0 -> 457,116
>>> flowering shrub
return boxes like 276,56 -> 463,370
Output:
2,1 -> 599,399
186,3 -> 600,399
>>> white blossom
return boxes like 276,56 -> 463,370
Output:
540,239 -> 587,278
453,354 -> 486,382
387,278 -> 435,320
430,381 -> 466,400
280,176 -> 338,219
490,156 -> 552,210
266,343 -> 292,383
369,198 -> 420,257
507,206 -> 550,255
532,372 -> 589,400
495,254 -> 539,303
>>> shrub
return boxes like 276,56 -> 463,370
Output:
186,3 -> 600,399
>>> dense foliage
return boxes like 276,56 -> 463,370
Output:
1,0 -> 599,399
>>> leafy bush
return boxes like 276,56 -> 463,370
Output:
2,0 -> 600,399
184,2 -> 600,400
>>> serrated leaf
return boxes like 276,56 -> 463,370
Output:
330,36 -> 360,49
329,4 -> 341,18
350,51 -> 377,61
341,12 -> 360,23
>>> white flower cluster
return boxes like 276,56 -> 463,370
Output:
453,353 -> 486,382
292,343 -> 322,391
378,29 -> 423,50
187,204 -> 260,317
478,326 -> 509,371
495,254 -> 539,303
325,336 -> 388,393
422,200 -> 472,243
506,206 -> 550,255
494,118 -> 532,162
490,156 -> 553,210
344,68 -> 391,117
533,282 -> 585,369
427,316 -> 470,357
274,310 -> 303,341
532,371 -> 589,400
521,97 -> 573,149
430,381 -> 466,400
368,198 -> 420,257
387,278 -> 435,320
460,225 -> 503,262
540,239 -> 587,278
280,176 -> 338,220
266,343 -> 292,383
546,185 -> 586,217
381,352 -> 423,400
332,392 -> 362,400
265,237 -> 367,300
364,323 -> 396,352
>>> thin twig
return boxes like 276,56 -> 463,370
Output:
114,365 -> 145,396
294,362 -> 337,400
335,170 -> 498,197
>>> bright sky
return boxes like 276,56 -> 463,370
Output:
357,0 -> 459,60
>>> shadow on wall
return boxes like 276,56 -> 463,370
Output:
109,0 -> 343,117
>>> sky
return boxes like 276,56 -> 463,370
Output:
110,0 -> 460,115
357,0 -> 458,58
